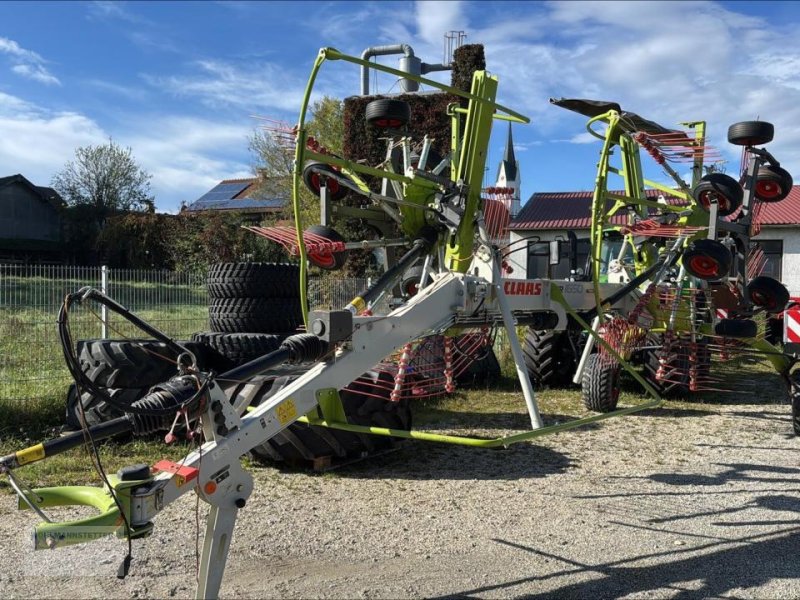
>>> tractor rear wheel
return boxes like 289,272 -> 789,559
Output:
790,371 -> 800,436
523,328 -> 578,387
643,335 -> 690,397
209,297 -> 302,334
207,263 -> 300,299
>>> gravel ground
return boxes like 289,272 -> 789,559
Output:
1,395 -> 799,599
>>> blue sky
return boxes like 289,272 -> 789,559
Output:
1,1 -> 799,213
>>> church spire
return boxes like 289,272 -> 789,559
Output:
503,122 -> 516,172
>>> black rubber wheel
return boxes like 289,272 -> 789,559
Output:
747,276 -> 789,314
523,328 -> 578,387
245,370 -> 412,466
305,224 -> 348,271
401,265 -> 424,297
754,164 -> 793,203
209,297 -> 302,334
789,371 -> 800,436
682,239 -> 732,281
581,354 -> 620,413
714,318 -> 758,338
692,173 -> 743,217
728,121 -> 774,146
365,99 -> 411,129
64,384 -> 146,431
77,339 -> 206,389
302,161 -> 350,202
207,263 -> 300,299
192,332 -> 286,367
643,335 -> 690,397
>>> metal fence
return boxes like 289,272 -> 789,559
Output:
0,265 -> 369,405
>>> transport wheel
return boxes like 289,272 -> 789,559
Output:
747,276 -> 790,314
207,263 -> 300,299
305,224 -> 349,271
302,161 -> 350,202
754,165 -> 793,203
727,121 -> 774,146
581,354 -> 620,413
714,318 -> 758,338
209,297 -> 302,334
523,328 -> 578,387
365,99 -> 411,129
692,173 -> 743,217
682,239 -> 732,281
642,335 -> 690,397
77,339 -> 206,389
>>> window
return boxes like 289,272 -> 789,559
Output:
752,240 -> 782,280
526,238 -> 590,279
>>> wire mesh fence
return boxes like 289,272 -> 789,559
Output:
0,265 -> 372,406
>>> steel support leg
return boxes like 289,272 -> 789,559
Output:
196,505 -> 238,600
493,259 -> 543,429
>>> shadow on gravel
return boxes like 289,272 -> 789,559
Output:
415,409 -> 602,432
330,440 -> 574,481
430,526 -> 800,599
648,463 -> 800,488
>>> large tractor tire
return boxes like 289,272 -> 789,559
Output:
245,370 -> 412,466
457,346 -> 502,387
523,328 -> 578,387
581,354 -> 620,413
77,339 -> 207,389
207,262 -> 300,299
209,297 -> 302,334
192,332 -> 286,369
789,371 -> 800,437
64,385 -> 146,431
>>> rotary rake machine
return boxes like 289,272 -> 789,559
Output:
1,48 -> 798,600
547,99 -> 796,411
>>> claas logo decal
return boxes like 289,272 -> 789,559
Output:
503,281 -> 543,296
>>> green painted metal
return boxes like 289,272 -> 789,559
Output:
20,475 -> 153,550
315,388 -> 348,423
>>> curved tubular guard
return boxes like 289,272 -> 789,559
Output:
293,47 -> 531,326
19,477 -> 152,550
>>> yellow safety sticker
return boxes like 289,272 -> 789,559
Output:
351,296 -> 366,313
16,443 -> 45,466
276,400 -> 298,425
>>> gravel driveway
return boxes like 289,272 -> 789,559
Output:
0,388 -> 798,599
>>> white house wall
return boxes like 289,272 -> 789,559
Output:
753,226 -> 800,296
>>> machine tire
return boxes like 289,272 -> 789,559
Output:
77,339 -> 206,389
682,239 -> 732,281
302,161 -> 350,202
365,99 -> 411,129
65,384 -> 146,431
207,262 -> 300,299
692,173 -> 743,217
401,265 -> 424,297
714,318 -> 758,338
192,332 -> 286,367
246,370 -> 412,466
643,335 -> 690,397
209,297 -> 302,334
457,346 -> 502,387
581,354 -> 620,413
754,165 -> 793,203
747,276 -> 790,314
305,224 -> 349,271
523,328 -> 577,387
727,121 -> 774,146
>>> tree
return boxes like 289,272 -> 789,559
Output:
52,139 -> 154,218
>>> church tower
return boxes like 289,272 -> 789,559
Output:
495,122 -> 521,217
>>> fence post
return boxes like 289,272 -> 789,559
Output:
101,265 -> 108,339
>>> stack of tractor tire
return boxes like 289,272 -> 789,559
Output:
192,262 -> 304,371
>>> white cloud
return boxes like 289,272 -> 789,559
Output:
0,36 -> 60,86
144,59 -> 311,113
414,1 -> 468,46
